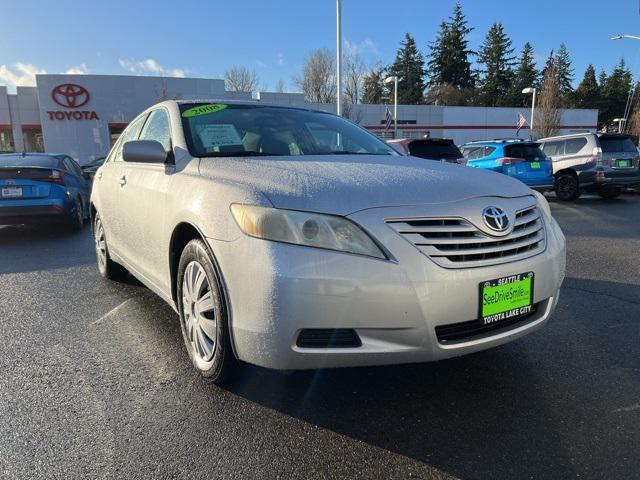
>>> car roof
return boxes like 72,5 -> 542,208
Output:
0,152 -> 67,160
166,98 -> 329,115
537,132 -> 597,142
462,140 -> 537,147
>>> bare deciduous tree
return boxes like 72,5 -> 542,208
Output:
343,50 -> 366,105
534,65 -> 562,139
295,49 -> 336,104
224,66 -> 260,93
275,78 -> 286,93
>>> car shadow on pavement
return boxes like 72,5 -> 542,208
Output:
0,224 -> 95,274
217,275 -> 640,479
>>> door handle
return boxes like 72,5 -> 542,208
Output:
119,175 -> 127,186
97,171 -> 103,180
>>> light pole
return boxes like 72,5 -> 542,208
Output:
522,87 -> 536,138
611,35 -> 640,133
384,76 -> 398,139
336,0 -> 342,117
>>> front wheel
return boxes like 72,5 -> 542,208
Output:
94,213 -> 128,280
177,239 -> 236,384
554,173 -> 580,201
598,185 -> 622,199
68,197 -> 84,231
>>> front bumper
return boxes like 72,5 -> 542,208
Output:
211,196 -> 566,370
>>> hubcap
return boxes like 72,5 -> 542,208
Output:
94,218 -> 107,269
182,261 -> 217,363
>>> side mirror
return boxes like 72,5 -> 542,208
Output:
123,140 -> 168,163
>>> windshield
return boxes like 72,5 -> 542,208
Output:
0,155 -> 59,168
409,141 -> 462,160
180,103 -> 397,158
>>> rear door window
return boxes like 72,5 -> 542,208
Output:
564,138 -> 588,155
542,141 -> 564,156
599,136 -> 637,153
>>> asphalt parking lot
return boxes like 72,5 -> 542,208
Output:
1,194 -> 639,480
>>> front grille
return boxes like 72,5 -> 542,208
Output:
386,205 -> 545,268
296,329 -> 362,348
435,303 -> 540,344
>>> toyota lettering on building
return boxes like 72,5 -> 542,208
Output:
47,83 -> 99,121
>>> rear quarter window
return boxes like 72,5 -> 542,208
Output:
564,138 -> 588,155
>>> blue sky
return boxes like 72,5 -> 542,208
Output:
2,0 -> 640,93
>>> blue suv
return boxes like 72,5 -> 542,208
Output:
460,140 -> 554,191
0,153 -> 91,230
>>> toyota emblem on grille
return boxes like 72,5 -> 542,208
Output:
482,206 -> 510,232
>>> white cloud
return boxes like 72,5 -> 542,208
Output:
119,58 -> 185,77
0,63 -> 46,91
64,63 -> 89,75
256,60 -> 268,68
345,38 -> 379,57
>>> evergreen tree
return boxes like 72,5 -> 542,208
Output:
388,33 -> 426,104
571,64 -> 599,109
427,2 -> 474,89
540,50 -> 555,81
476,22 -> 516,106
600,59 -> 633,128
509,42 -> 539,106
361,66 -> 387,104
554,43 -> 574,94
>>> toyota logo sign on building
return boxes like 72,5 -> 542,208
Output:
51,84 -> 90,108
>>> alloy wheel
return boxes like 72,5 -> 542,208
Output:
94,217 -> 107,270
182,261 -> 217,363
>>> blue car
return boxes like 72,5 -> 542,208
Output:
0,153 -> 90,230
460,140 -> 554,191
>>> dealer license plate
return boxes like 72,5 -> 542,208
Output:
479,272 -> 534,325
1,187 -> 22,198
617,159 -> 632,168
530,162 -> 541,169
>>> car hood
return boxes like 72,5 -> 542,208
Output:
198,155 -> 533,215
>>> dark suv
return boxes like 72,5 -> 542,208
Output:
388,138 -> 465,164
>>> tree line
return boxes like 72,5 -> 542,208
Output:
223,2 -> 637,136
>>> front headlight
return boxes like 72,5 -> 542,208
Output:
231,204 -> 387,259
532,190 -> 552,218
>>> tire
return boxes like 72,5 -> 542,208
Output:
177,239 -> 236,384
598,185 -> 622,200
93,212 -> 128,280
68,197 -> 84,231
554,172 -> 580,201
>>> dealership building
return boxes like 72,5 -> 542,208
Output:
0,74 -> 598,164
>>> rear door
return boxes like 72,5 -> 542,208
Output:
118,108 -> 174,290
503,143 -> 553,183
541,140 -> 566,174
598,135 -> 639,172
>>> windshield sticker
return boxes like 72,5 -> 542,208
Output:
195,124 -> 243,151
182,104 -> 227,118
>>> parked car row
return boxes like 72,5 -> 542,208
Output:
389,133 -> 640,201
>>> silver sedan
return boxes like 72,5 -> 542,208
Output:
90,100 -> 566,383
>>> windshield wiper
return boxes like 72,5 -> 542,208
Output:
322,151 -> 393,155
201,150 -> 281,157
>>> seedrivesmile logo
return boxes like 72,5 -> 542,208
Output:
51,84 -> 90,108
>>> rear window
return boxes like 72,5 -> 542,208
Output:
504,144 -> 546,161
0,155 -> 59,168
409,141 -> 462,160
599,136 -> 637,153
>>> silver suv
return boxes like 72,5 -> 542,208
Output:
90,100 -> 566,383
538,132 -> 640,200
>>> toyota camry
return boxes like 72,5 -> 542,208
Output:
90,100 -> 566,383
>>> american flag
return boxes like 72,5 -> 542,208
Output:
385,107 -> 393,130
516,113 -> 528,134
